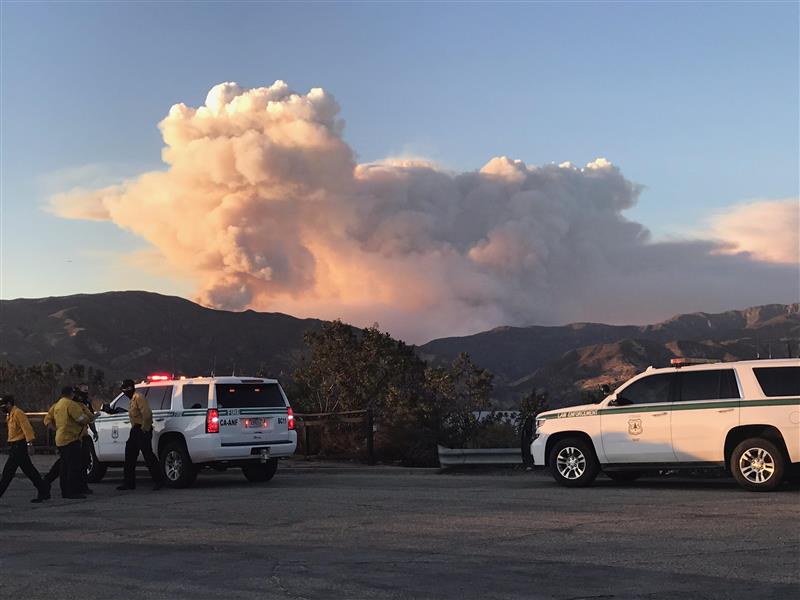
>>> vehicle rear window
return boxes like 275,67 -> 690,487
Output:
753,367 -> 800,397
215,383 -> 286,408
678,370 -> 740,401
182,384 -> 209,409
617,373 -> 673,405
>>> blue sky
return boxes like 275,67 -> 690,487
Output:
1,1 -> 798,311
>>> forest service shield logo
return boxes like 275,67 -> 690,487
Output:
628,418 -> 643,436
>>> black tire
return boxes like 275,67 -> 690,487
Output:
160,441 -> 198,488
730,438 -> 785,492
548,437 -> 599,487
605,470 -> 642,484
242,459 -> 278,483
86,442 -> 108,483
785,465 -> 800,485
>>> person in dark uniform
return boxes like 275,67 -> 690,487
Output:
0,395 -> 51,503
117,379 -> 163,491
44,384 -> 98,495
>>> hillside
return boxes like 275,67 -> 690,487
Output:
0,291 -> 323,381
1,292 -> 797,409
421,303 -> 800,406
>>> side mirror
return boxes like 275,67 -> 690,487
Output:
600,384 -> 611,396
100,403 -> 112,413
610,397 -> 633,407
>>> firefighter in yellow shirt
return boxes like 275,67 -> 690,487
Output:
0,395 -> 51,503
117,379 -> 164,491
44,383 -> 98,495
44,386 -> 94,499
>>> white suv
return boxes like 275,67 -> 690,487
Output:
529,358 -> 800,491
88,375 -> 297,487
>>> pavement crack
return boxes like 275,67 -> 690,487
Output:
269,561 -> 310,600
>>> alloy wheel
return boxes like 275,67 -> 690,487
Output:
165,450 -> 184,482
739,447 -> 776,485
556,446 -> 586,480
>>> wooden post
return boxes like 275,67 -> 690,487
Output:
304,420 -> 310,460
366,407 -> 375,465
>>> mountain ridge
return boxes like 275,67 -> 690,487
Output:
1,292 -> 797,407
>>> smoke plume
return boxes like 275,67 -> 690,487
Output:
50,81 -> 800,342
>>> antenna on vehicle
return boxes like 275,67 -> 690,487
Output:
211,354 -> 216,378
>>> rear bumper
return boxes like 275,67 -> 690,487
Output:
191,431 -> 297,462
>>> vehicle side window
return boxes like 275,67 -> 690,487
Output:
113,393 -> 131,412
182,384 -> 209,409
753,367 -> 800,397
617,374 -> 673,405
146,386 -> 173,410
678,369 -> 740,401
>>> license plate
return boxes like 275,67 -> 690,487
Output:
243,417 -> 268,429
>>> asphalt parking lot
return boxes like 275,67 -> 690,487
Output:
1,461 -> 798,600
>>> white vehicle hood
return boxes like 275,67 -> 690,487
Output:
538,403 -> 603,419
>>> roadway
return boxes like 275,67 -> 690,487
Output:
1,461 -> 798,599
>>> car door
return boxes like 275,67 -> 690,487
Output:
98,392 -> 132,462
145,385 -> 174,447
600,373 -> 677,463
215,381 -> 291,448
671,369 -> 740,463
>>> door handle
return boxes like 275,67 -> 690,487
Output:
651,412 -> 667,417
717,408 -> 734,413
155,418 -> 165,422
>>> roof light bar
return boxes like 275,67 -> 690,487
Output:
147,373 -> 172,382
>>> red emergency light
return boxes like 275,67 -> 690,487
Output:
147,373 -> 171,382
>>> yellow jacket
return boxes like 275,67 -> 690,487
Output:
128,391 -> 153,432
6,406 -> 36,443
45,396 -> 93,447
79,403 -> 95,437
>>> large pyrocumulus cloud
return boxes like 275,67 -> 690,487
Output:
50,81 -> 799,342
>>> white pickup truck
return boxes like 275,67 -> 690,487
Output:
530,358 -> 800,491
88,375 -> 297,487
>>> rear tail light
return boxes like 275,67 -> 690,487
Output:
206,408 -> 219,434
287,407 -> 295,430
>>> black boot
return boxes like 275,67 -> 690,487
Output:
32,482 -> 51,503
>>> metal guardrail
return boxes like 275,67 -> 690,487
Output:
2,411 -> 373,457
437,445 -> 522,468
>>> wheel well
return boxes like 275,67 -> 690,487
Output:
545,431 -> 599,467
157,432 -> 187,456
724,425 -> 788,470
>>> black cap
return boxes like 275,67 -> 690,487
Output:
0,394 -> 13,406
61,385 -> 75,397
121,379 -> 135,390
